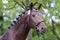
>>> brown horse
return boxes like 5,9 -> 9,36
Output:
0,3 -> 46,40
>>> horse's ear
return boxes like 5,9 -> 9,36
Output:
30,3 -> 33,10
38,4 -> 42,10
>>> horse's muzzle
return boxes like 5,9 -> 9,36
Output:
36,27 -> 46,34
41,27 -> 46,34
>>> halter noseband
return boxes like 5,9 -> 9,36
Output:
36,21 -> 44,26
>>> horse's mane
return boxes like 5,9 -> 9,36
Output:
1,11 -> 25,38
8,11 -> 25,29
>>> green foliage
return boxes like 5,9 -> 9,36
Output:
0,0 -> 3,9
0,0 -> 60,40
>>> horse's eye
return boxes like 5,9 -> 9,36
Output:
32,15 -> 35,17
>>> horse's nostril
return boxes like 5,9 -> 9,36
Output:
41,27 -> 46,33
35,27 -> 37,29
41,27 -> 44,30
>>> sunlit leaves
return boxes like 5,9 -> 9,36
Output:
0,0 -> 3,10
56,3 -> 60,11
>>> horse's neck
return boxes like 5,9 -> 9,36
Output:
0,13 -> 26,40
14,23 -> 30,40
0,13 -> 30,40
1,19 -> 22,40
14,15 -> 30,40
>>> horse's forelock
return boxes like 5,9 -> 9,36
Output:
27,10 -> 30,15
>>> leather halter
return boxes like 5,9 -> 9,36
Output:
27,10 -> 44,29
36,21 -> 44,26
29,16 -> 44,26
29,14 -> 44,29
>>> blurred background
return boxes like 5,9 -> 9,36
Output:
0,0 -> 60,40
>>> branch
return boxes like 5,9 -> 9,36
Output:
13,0 -> 25,9
51,19 -> 60,40
5,3 -> 16,10
33,2 -> 38,6
21,1 -> 25,7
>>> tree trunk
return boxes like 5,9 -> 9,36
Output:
27,30 -> 32,40
0,12 -> 4,35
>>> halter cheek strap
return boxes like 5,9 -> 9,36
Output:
29,16 -> 44,27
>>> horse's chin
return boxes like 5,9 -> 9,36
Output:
38,30 -> 46,35
36,28 -> 46,34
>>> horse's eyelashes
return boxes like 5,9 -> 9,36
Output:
32,15 -> 35,17
35,8 -> 38,10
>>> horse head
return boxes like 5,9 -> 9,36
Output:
24,3 -> 46,34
